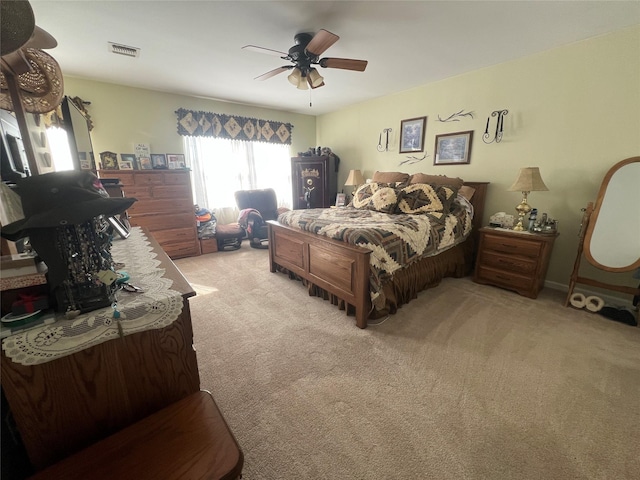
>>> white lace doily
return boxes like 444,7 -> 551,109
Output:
2,228 -> 185,365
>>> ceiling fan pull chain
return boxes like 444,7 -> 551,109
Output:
309,88 -> 312,108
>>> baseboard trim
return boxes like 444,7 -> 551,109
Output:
544,280 -> 634,308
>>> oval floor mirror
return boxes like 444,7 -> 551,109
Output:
565,156 -> 640,311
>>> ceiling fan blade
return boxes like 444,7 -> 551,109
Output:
254,66 -> 292,81
242,45 -> 288,57
306,29 -> 339,56
319,57 -> 368,72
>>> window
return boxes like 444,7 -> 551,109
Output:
184,136 -> 291,214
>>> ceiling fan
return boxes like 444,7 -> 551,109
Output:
242,29 -> 368,90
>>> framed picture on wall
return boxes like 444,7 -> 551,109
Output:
434,130 -> 473,165
399,116 -> 427,153
151,153 -> 167,169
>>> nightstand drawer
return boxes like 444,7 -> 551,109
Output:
476,266 -> 534,291
480,251 -> 537,274
483,233 -> 542,258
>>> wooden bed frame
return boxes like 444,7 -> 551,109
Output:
268,182 -> 489,329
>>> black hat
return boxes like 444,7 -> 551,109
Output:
1,171 -> 136,241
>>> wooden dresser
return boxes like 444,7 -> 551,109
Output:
98,170 -> 200,258
1,230 -> 201,472
473,227 -> 558,299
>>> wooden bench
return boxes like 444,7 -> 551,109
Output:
28,390 -> 243,480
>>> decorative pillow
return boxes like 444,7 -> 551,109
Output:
396,183 -> 457,214
458,185 -> 476,201
372,171 -> 410,184
352,182 -> 400,213
409,173 -> 464,190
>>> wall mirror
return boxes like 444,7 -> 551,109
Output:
565,156 -> 640,306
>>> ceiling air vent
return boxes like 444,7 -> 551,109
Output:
108,42 -> 140,58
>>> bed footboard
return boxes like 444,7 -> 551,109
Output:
267,220 -> 371,328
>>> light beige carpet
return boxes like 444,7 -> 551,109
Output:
175,246 -> 640,480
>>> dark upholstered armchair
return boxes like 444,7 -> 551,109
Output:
235,188 -> 286,249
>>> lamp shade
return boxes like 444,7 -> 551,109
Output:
345,169 -> 365,187
508,167 -> 549,192
287,67 -> 302,86
308,68 -> 324,88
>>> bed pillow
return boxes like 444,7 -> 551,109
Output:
372,171 -> 410,184
396,183 -> 458,214
409,173 -> 464,190
352,182 -> 400,213
458,185 -> 476,201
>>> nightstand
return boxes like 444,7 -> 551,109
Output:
473,227 -> 559,298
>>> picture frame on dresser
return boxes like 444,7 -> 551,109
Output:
118,153 -> 136,170
167,153 -> 186,169
99,151 -> 119,170
138,157 -> 152,170
151,153 -> 167,169
434,130 -> 473,165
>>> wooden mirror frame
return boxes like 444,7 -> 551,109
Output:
565,156 -> 640,307
583,156 -> 640,272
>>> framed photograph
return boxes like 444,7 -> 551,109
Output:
335,193 -> 346,207
107,216 -> 130,239
99,151 -> 118,170
434,130 -> 473,165
166,153 -> 186,169
150,153 -> 167,169
399,116 -> 427,153
118,153 -> 136,170
138,157 -> 152,170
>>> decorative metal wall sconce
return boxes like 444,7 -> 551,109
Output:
483,109 -> 508,144
377,128 -> 392,152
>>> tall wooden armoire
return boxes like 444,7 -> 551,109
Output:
291,155 -> 338,209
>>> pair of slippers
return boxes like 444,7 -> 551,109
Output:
569,293 -> 605,312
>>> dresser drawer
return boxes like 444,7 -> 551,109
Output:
152,184 -> 192,199
128,197 -> 193,215
479,251 -> 537,274
134,173 -> 165,185
483,233 -> 542,258
129,213 -> 195,231
162,240 -> 201,259
151,227 -> 197,245
123,186 -> 152,200
162,172 -> 190,185
476,265 -> 534,292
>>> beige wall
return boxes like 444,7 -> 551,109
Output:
62,26 -> 639,293
316,25 -> 640,291
61,77 -> 317,164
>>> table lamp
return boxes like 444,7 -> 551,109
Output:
508,167 -> 548,231
344,169 -> 364,197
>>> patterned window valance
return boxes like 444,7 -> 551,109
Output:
175,108 -> 293,145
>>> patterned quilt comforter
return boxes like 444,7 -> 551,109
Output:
277,201 -> 472,308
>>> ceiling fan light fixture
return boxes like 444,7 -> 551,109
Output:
287,67 -> 302,86
297,75 -> 309,90
308,68 -> 324,88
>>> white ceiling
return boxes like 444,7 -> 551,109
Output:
30,1 -> 640,116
